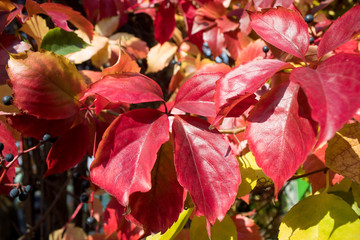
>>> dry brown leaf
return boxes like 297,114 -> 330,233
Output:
49,223 -> 87,240
19,15 -> 49,48
95,16 -> 120,37
325,123 -> 360,184
146,42 -> 177,73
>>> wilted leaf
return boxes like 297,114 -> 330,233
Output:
189,215 -> 238,240
290,53 -> 360,147
325,123 -> 360,184
146,42 -> 177,73
250,7 -> 309,61
44,123 -> 90,177
126,140 -> 185,234
172,115 -> 240,224
90,109 -> 169,206
19,15 -> 49,48
7,51 -> 87,120
318,5 -> 360,58
279,193 -> 360,240
174,72 -> 225,117
214,59 -> 290,126
245,81 -> 317,193
81,72 -> 164,106
41,28 -> 89,55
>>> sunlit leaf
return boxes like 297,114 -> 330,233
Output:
154,1 -> 176,44
19,15 -> 49,48
231,215 -> 262,240
146,42 -> 177,73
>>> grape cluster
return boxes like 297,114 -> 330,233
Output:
9,185 -> 32,201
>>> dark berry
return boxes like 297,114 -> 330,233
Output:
73,171 -> 81,178
80,193 -> 89,203
176,61 -> 181,66
9,188 -> 19,198
0,143 -> 4,152
2,95 -> 13,106
86,216 -> 96,226
81,180 -> 90,189
262,46 -> 269,53
304,14 -> 314,23
42,133 -> 52,142
24,185 -> 32,193
170,59 -> 177,65
4,153 -> 14,162
19,192 -> 28,201
309,36 -> 314,44
215,56 -> 222,63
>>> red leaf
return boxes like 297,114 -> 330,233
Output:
0,34 -> 30,84
214,59 -> 290,126
231,215 -> 262,240
245,81 -> 317,194
235,38 -> 268,65
154,1 -> 176,44
172,115 -> 240,225
102,51 -> 140,76
103,198 -> 143,240
44,123 -> 90,177
90,109 -> 169,206
0,121 -> 18,195
203,26 -> 225,57
7,51 -> 87,120
250,7 -> 309,61
318,5 -> 360,58
253,0 -> 294,9
81,73 -> 164,105
7,114 -> 75,140
126,140 -> 185,234
290,53 -> 360,147
174,72 -> 225,117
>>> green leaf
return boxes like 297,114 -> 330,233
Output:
190,215 -> 237,240
279,193 -> 360,240
40,27 -> 89,56
146,208 -> 193,240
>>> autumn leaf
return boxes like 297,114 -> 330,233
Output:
102,50 -> 140,76
19,15 -> 49,48
154,1 -> 176,44
231,215 -> 262,240
250,7 -> 309,61
49,223 -> 87,240
172,115 -> 240,225
325,123 -> 360,184
7,51 -> 87,120
90,109 -> 169,206
146,42 -> 177,73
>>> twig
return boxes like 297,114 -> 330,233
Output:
218,127 -> 246,134
288,167 -> 328,181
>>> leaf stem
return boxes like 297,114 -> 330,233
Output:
218,127 -> 246,134
288,167 -> 328,181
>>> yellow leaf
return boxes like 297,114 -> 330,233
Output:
325,123 -> 360,184
146,42 -> 177,73
95,16 -> 120,37
0,0 -> 14,11
19,15 -> 49,48
190,215 -> 237,240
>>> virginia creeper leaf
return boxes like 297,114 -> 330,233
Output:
19,15 -> 49,48
172,115 -> 241,225
231,215 -> 262,240
250,7 -> 309,61
214,59 -> 290,126
0,120 -> 18,195
49,223 -> 87,240
102,51 -> 140,76
90,109 -> 169,206
103,198 -> 143,240
126,140 -> 185,234
174,72 -> 225,117
245,81 -> 317,194
44,122 -> 90,177
279,193 -> 360,240
325,123 -> 360,184
318,5 -> 360,58
41,27 -> 89,56
146,42 -> 177,74
290,53 -> 360,147
189,215 -> 238,240
7,51 -> 87,120
81,72 -> 164,105
154,1 -> 176,44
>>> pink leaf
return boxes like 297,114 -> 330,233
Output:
317,5 -> 360,58
81,73 -> 164,105
245,81 -> 317,194
174,72 -> 225,117
126,140 -> 185,233
214,59 -> 290,126
90,109 -> 169,206
172,115 -> 240,225
203,26 -> 225,57
250,7 -> 309,61
44,123 -> 90,177
290,53 -> 360,147
103,198 -> 143,240
0,121 -> 18,195
154,1 -> 176,44
231,215 -> 262,240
